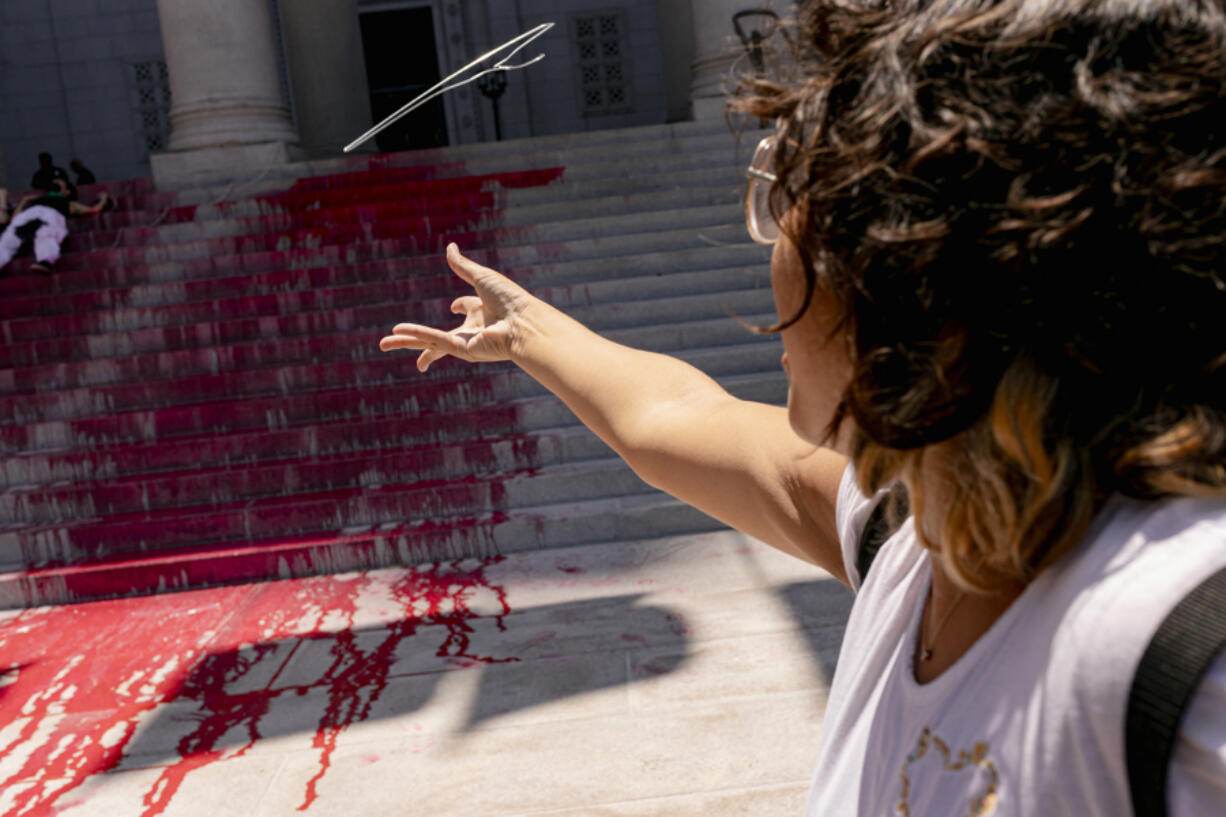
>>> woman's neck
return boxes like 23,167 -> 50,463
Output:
913,555 -> 1024,684
907,467 -> 1027,684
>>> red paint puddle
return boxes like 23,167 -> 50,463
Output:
0,557 -> 516,817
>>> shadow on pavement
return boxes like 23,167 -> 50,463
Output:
778,578 -> 856,682
119,592 -> 690,767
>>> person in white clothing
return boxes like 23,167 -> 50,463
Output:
0,178 -> 109,274
377,0 -> 1226,813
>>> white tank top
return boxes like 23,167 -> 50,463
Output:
805,465 -> 1226,817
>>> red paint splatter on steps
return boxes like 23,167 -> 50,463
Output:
0,557 -> 515,817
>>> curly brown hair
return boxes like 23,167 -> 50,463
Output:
736,0 -> 1226,591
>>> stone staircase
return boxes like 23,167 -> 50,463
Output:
0,118 -> 782,607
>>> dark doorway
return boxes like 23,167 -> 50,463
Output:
359,6 -> 449,152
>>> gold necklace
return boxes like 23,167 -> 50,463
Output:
920,586 -> 966,662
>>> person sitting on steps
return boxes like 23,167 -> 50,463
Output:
0,178 -> 110,274
30,152 -> 70,192
69,158 -> 96,186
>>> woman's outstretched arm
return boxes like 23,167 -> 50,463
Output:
380,244 -> 850,582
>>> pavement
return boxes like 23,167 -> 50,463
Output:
0,530 -> 853,817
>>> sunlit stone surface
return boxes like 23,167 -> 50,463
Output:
0,532 -> 848,816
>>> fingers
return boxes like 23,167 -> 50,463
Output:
446,242 -> 502,287
379,332 -> 448,373
379,245 -> 507,372
415,347 -> 447,373
381,324 -> 452,350
379,323 -> 471,372
379,333 -> 419,352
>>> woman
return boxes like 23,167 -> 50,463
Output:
381,0 -> 1225,813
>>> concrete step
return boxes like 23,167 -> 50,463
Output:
1,134 -> 755,283
7,184 -> 744,317
1,455 -> 669,567
0,425 -> 607,524
294,117 -> 747,175
61,168 -> 571,249
0,372 -> 786,491
0,252 -> 772,387
1,203 -> 753,311
0,242 -> 766,369
17,190 -> 739,277
2,367 -> 791,524
5,193 -> 743,290
0,315 -> 779,425
167,119 -> 756,205
0,286 -> 775,395
0,492 -> 727,608
50,122 -> 751,225
0,327 -> 780,451
0,215 -> 756,345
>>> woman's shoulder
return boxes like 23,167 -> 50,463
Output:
1075,493 -> 1226,585
1037,494 -> 1226,701
834,465 -> 925,593
1020,495 -> 1226,811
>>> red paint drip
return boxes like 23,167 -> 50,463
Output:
0,557 -> 516,817
139,642 -> 282,817
300,558 -> 516,810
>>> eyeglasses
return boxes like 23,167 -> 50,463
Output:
745,135 -> 780,245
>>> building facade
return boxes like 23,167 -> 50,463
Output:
0,0 -> 781,187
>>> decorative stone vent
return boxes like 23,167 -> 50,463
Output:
132,59 -> 172,153
572,11 -> 632,116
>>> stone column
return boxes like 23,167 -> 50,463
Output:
656,0 -> 697,123
688,0 -> 748,119
438,0 -> 478,146
151,0 -> 301,188
278,0 -> 375,157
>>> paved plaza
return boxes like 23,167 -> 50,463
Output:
0,531 -> 851,816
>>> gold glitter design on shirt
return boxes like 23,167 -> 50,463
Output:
897,726 -> 1000,817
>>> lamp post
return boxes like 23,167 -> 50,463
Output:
475,69 -> 508,141
732,9 -> 779,74
689,1 -> 788,118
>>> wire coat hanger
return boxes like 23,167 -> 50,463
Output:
344,22 -> 555,153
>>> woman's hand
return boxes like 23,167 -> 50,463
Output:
378,243 -> 537,372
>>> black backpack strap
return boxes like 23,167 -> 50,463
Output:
856,483 -> 909,584
1126,565 -> 1226,817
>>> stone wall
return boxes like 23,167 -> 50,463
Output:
0,0 -> 676,186
466,0 -> 669,142
0,0 -> 165,186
